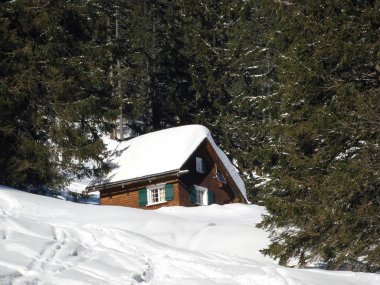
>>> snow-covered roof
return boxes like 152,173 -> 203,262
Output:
94,125 -> 247,200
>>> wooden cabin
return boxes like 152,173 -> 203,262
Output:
86,125 -> 248,209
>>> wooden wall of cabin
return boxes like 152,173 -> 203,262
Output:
180,141 -> 236,205
100,179 -> 183,209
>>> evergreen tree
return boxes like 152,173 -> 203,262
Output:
2,0 -> 379,272
0,0 -> 117,190
180,0 -> 234,131
178,0 -> 279,201
122,0 -> 191,132
258,0 -> 380,272
216,0 -> 280,200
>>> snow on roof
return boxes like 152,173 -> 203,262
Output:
96,125 -> 247,200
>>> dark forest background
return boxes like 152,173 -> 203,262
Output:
1,0 -> 379,272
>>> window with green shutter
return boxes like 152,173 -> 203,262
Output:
138,188 -> 148,206
190,185 -> 208,205
165,183 -> 174,201
147,183 -> 166,205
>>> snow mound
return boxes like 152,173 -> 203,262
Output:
1,186 -> 380,284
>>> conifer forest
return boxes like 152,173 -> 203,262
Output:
0,0 -> 379,273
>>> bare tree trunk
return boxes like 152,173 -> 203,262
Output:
107,17 -> 116,140
116,11 -> 123,141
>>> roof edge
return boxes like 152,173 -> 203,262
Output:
204,139 -> 249,204
86,169 -> 181,193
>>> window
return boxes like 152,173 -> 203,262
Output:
147,184 -> 166,205
196,157 -> 206,173
194,185 -> 207,205
139,183 -> 174,207
189,185 -> 215,206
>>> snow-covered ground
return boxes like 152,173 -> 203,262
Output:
1,186 -> 379,285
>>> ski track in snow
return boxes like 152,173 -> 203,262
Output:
1,188 -> 380,285
1,218 -> 271,285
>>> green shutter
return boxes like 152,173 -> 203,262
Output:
138,188 -> 148,206
165,183 -> 174,201
208,190 -> 215,205
189,185 -> 197,204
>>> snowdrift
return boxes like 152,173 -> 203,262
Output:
0,186 -> 379,285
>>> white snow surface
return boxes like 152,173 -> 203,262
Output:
1,186 -> 379,285
94,125 -> 247,200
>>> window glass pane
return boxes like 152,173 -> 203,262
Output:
148,186 -> 166,204
151,188 -> 159,203
159,187 -> 165,202
197,191 -> 200,204
196,157 -> 204,173
193,185 -> 209,206
195,187 -> 206,205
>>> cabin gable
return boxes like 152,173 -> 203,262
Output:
179,139 -> 244,206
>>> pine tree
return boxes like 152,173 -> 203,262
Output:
177,0 -> 279,201
179,0 -> 233,131
0,0 -> 117,190
217,0 -> 280,199
258,0 -> 380,272
119,0 -> 191,132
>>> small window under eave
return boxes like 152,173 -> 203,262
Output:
196,157 -> 206,173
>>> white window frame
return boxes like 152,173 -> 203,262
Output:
196,157 -> 205,173
194,185 -> 208,206
147,183 -> 166,206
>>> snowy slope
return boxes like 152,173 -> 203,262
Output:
1,186 -> 379,285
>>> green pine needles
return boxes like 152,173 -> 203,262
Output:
0,0 -> 379,272
257,0 -> 380,272
0,0 -> 117,190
